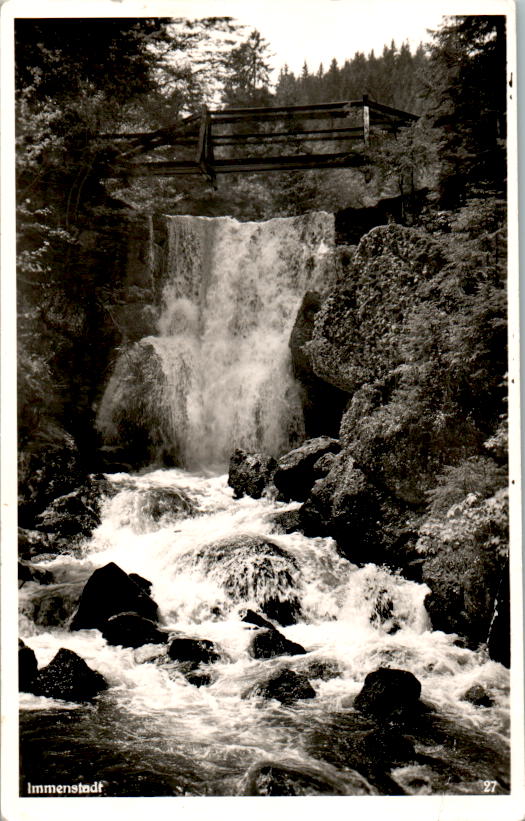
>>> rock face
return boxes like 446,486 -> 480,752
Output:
462,684 -> 493,708
353,668 -> 422,722
228,450 -> 277,499
289,290 -> 348,439
18,561 -> 54,586
248,627 -> 306,660
306,225 -> 444,395
102,612 -> 169,648
195,536 -> 301,626
70,562 -> 159,632
30,648 -> 108,702
249,669 -> 316,704
19,639 -> 38,692
273,437 -> 341,502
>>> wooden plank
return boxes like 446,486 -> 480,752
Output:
213,133 -> 364,146
366,99 -> 419,121
212,126 -> 364,142
117,151 -> 368,177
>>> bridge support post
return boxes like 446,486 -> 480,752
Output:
362,94 -> 370,147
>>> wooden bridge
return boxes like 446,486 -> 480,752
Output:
102,96 -> 418,186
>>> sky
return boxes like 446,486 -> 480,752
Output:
169,0 -> 446,78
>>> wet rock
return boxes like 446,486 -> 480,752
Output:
70,562 -> 159,632
248,627 -> 306,660
248,669 -> 316,704
241,760 -> 368,796
137,486 -> 194,522
18,561 -> 54,586
299,659 -> 342,681
167,637 -> 220,668
239,608 -> 275,630
195,535 -> 301,626
18,527 -> 55,560
267,509 -> 302,534
19,639 -> 38,692
462,684 -> 494,708
30,648 -> 108,702
228,449 -> 277,499
353,667 -> 422,722
128,573 -> 153,594
23,582 -> 85,628
185,671 -> 212,687
101,612 -> 169,649
35,476 -> 115,541
273,437 -> 341,502
18,423 -> 85,529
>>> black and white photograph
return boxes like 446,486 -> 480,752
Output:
1,0 -> 523,817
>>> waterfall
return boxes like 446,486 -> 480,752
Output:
97,213 -> 335,469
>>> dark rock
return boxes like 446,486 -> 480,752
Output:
228,450 -> 277,499
335,191 -> 430,245
101,612 -> 169,648
70,562 -> 159,632
299,659 -> 342,681
353,667 -> 422,722
22,581 -> 85,628
185,671 -> 212,687
35,476 -> 115,541
487,564 -> 510,667
18,423 -> 85,529
167,637 -> 220,669
267,509 -> 303,534
128,573 -> 153,594
248,627 -> 306,660
241,761 -> 364,796
137,486 -> 194,523
194,535 -> 301,626
239,609 -> 275,630
273,437 -> 341,502
30,648 -> 108,702
462,685 -> 494,708
18,561 -> 54,586
289,291 -> 348,439
19,639 -> 38,692
248,669 -> 315,704
18,527 -> 55,560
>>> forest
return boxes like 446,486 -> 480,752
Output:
14,12 -> 513,800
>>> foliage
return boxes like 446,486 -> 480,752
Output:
425,457 -> 507,516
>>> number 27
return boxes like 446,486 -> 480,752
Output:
483,780 -> 498,793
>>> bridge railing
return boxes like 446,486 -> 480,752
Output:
100,95 -> 418,183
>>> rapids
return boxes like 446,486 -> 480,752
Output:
20,469 -> 510,796
19,212 -> 510,797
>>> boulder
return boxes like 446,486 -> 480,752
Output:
194,536 -> 301,626
239,609 -> 275,630
30,648 -> 108,702
298,659 -> 342,681
19,639 -> 38,692
248,669 -> 315,704
18,527 -> 55,560
35,476 -> 115,541
70,562 -> 159,632
101,612 -> 169,649
353,667 -> 422,722
167,637 -> 220,668
241,761 -> 365,796
128,573 -> 153,594
228,450 -> 277,499
185,671 -> 213,687
248,627 -> 306,660
136,486 -> 194,524
273,437 -> 341,502
267,509 -> 302,534
22,581 -> 85,629
462,685 -> 494,708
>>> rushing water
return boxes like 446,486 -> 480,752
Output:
20,470 -> 510,796
20,213 -> 510,797
97,213 -> 335,469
